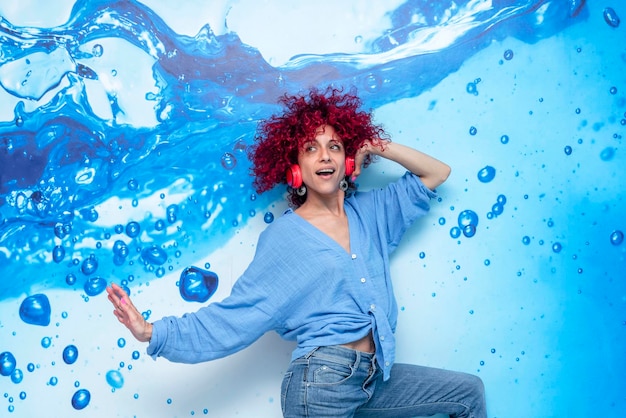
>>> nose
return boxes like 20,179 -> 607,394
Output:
319,147 -> 331,162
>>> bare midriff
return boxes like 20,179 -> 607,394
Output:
341,331 -> 375,354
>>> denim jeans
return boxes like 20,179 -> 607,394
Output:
281,345 -> 486,418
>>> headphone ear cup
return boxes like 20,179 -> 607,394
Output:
286,164 -> 302,188
345,156 -> 355,177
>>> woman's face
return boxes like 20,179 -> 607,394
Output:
297,124 -> 347,196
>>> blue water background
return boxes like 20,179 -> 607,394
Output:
0,0 -> 624,416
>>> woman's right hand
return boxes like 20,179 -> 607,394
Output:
106,283 -> 153,343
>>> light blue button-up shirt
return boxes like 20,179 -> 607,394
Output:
148,172 -> 436,380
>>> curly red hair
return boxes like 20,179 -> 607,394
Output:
249,86 -> 387,205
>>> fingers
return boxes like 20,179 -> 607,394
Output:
351,159 -> 363,180
105,283 -> 152,342
108,282 -> 127,298
106,284 -> 138,324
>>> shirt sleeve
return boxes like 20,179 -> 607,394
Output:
147,286 -> 275,363
355,171 -> 437,253
147,224 -> 295,363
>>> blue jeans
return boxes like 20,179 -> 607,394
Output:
281,345 -> 486,418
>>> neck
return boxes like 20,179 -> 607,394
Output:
296,190 -> 345,218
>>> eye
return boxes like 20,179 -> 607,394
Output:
330,142 -> 342,151
302,141 -> 317,152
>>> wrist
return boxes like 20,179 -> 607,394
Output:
140,321 -> 153,342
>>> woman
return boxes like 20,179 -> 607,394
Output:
106,86 -> 486,417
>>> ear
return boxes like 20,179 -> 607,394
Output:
286,164 -> 302,188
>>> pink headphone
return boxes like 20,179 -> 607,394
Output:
286,156 -> 355,188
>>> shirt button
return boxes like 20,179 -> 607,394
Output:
360,278 -> 366,283
351,254 -> 357,259
385,361 -> 390,366
380,335 -> 385,341
370,304 -> 376,311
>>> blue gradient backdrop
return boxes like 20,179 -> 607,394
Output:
0,1 -> 624,416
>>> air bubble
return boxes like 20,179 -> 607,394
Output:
458,210 -> 479,236
466,82 -> 478,96
53,245 -> 65,263
364,73 -> 382,92
19,294 -> 51,326
66,273 -> 77,285
92,44 -> 103,57
166,204 -> 178,223
126,221 -> 141,238
113,240 -> 129,258
491,202 -> 504,216
600,147 -> 615,161
84,277 -> 107,296
221,152 -> 237,170
141,245 -> 168,266
71,389 -> 91,410
127,178 -> 138,190
179,266 -> 219,303
610,230 -> 624,246
0,352 -> 17,376
603,7 -> 620,28
41,337 -> 52,348
81,255 -> 98,275
62,345 -> 79,365
106,370 -> 124,389
477,166 -> 496,183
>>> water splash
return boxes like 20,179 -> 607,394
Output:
0,0 -> 583,299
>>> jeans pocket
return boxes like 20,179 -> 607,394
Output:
310,360 -> 355,385
280,371 -> 293,415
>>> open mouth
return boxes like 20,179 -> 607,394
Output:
316,168 -> 335,177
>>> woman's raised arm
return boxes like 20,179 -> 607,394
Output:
353,140 -> 451,191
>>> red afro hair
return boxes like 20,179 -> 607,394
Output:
248,86 -> 387,204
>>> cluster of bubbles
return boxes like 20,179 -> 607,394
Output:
1,338 -> 144,413
1,347 -> 91,411
6,251 -> 218,413
444,164 -> 505,240
450,209 -> 481,239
